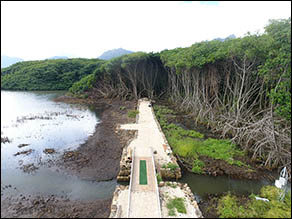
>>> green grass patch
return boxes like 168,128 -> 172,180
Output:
217,185 -> 291,218
128,110 -> 139,118
165,123 -> 204,139
156,173 -> 162,184
139,160 -> 147,185
153,105 -> 174,116
192,159 -> 205,174
167,197 -> 187,216
153,104 -> 249,173
168,208 -> 176,216
195,138 -> 246,166
162,162 -> 179,171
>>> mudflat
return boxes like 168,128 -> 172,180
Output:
1,97 -> 137,218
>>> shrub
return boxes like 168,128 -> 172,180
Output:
217,186 -> 291,218
162,162 -> 179,171
69,73 -> 96,95
217,193 -> 245,218
156,173 -> 162,184
167,197 -> 187,216
128,110 -> 139,118
192,159 -> 205,174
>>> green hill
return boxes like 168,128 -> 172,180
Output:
1,58 -> 105,90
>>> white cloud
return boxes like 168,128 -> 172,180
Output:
1,1 -> 291,61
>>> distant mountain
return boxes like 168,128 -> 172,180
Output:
47,56 -> 68,60
98,48 -> 133,60
1,55 -> 23,68
213,34 -> 236,42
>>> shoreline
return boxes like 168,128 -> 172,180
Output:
1,95 -> 138,218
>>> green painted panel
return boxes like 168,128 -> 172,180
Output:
139,160 -> 147,185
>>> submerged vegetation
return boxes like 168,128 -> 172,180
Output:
217,185 -> 291,218
1,18 -> 291,179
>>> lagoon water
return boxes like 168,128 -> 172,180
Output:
1,90 -> 116,200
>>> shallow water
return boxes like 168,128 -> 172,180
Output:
179,171 -> 270,201
1,90 -> 116,200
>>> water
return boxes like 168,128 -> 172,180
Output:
178,171 -> 270,201
1,90 -> 116,200
179,171 -> 291,203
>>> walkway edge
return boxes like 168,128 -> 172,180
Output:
127,147 -> 135,218
151,147 -> 162,218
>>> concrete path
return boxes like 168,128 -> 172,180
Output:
129,155 -> 159,218
120,100 -> 172,164
121,100 -> 164,218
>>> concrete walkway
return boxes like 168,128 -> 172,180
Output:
121,100 -> 164,218
120,100 -> 172,164
129,154 -> 159,218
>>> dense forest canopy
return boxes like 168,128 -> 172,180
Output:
1,18 -> 291,177
1,58 -> 106,90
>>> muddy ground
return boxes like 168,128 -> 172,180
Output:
1,96 -> 137,218
55,97 -> 137,181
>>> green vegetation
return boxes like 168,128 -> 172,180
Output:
166,197 -> 187,216
165,123 -> 204,139
128,110 -> 139,118
1,59 -> 105,91
1,18 -> 290,177
153,105 -> 174,129
217,186 -> 291,218
154,104 -> 247,173
119,106 -> 126,111
192,159 -> 205,174
69,73 -> 96,96
162,162 -> 179,171
156,173 -> 162,184
259,18 -> 291,121
139,160 -> 147,185
166,182 -> 177,188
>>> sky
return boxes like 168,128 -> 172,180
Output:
1,1 -> 291,61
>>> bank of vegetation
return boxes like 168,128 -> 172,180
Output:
1,18 -> 291,179
153,104 -> 252,176
217,185 -> 291,218
1,58 -> 105,90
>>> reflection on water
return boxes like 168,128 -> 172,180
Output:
179,171 -> 270,201
179,169 -> 291,202
1,90 -> 114,200
1,167 -> 117,201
